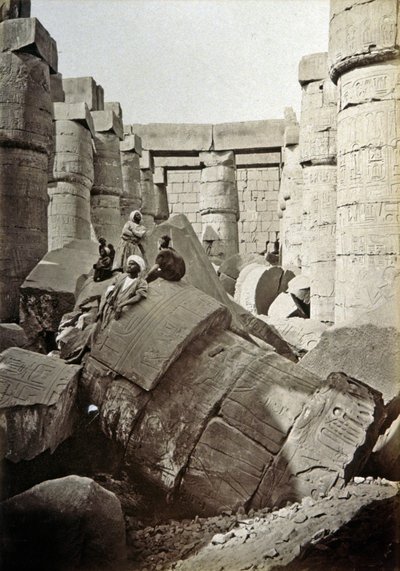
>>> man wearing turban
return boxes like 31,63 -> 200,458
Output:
113,210 -> 147,271
98,254 -> 148,329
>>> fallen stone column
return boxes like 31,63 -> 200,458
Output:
279,114 -> 303,272
91,109 -> 124,245
199,151 -> 239,263
0,347 -> 80,462
329,0 -> 400,322
0,16 -> 55,321
139,150 -> 156,228
48,103 -> 95,250
299,52 -> 337,323
120,131 -> 142,222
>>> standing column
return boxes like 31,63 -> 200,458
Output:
91,109 -> 124,245
279,109 -> 303,272
299,52 -> 338,323
153,167 -> 170,224
48,103 -> 94,250
120,131 -> 142,223
329,0 -> 400,322
0,16 -> 55,321
199,151 -> 239,263
139,150 -> 156,229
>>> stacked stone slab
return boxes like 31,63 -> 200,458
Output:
91,108 -> 124,244
139,150 -> 156,228
120,128 -> 142,222
279,109 -> 303,271
48,102 -> 95,250
329,0 -> 400,323
299,52 -> 338,322
0,15 -> 55,321
199,151 -> 239,262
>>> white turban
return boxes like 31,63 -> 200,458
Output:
127,255 -> 146,273
129,210 -> 141,222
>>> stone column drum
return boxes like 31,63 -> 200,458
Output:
199,151 -> 239,262
0,17 -> 55,321
91,110 -> 124,245
329,0 -> 400,322
299,52 -> 337,322
48,103 -> 94,250
120,132 -> 142,223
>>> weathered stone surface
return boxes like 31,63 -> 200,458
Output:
268,292 -> 300,319
0,17 -> 57,72
80,354 -> 113,405
298,51 -> 328,85
62,76 -> 104,111
120,132 -> 142,155
120,141 -> 142,220
91,279 -> 231,391
260,315 -> 328,355
1,475 -> 126,569
365,414 -> 400,480
213,119 -> 285,151
49,71 -> 64,102
104,100 -> 122,120
91,109 -> 123,140
125,331 -> 259,491
20,240 -> 98,347
300,300 -> 400,404
0,0 -> 30,21
328,0 -> 400,83
234,263 -> 285,315
52,102 -> 95,136
235,151 -> 281,167
0,347 -> 80,461
251,372 -> 385,509
130,122 -> 213,152
0,323 -> 29,352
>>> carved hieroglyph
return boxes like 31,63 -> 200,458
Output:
199,151 -> 239,261
48,112 -> 94,250
251,372 -> 385,509
0,21 -> 53,321
0,347 -> 80,461
91,280 -> 231,391
91,110 -> 124,244
329,0 -> 400,321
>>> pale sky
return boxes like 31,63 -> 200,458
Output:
33,0 -> 330,125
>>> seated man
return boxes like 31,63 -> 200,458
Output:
146,235 -> 186,283
93,238 -> 115,282
97,255 -> 148,329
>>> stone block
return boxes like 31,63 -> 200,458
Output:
298,52 -> 328,85
126,330 -> 258,491
0,17 -> 57,72
153,166 -> 166,185
104,100 -> 122,120
91,109 -> 123,140
300,299 -> 400,405
52,102 -> 95,137
234,263 -> 285,315
0,0 -> 30,21
284,123 -> 300,146
260,315 -> 328,355
130,122 -> 213,152
139,149 -> 154,171
199,150 -> 235,168
235,152 -> 281,167
19,239 -> 99,347
0,347 -> 80,461
49,71 -> 64,102
1,476 -> 126,569
213,119 -> 285,151
91,280 -> 231,391
62,76 -> 103,111
0,323 -> 29,352
268,292 -> 300,319
251,372 -> 385,509
120,132 -> 142,155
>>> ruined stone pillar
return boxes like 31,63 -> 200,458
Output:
91,109 -> 124,245
199,151 -> 239,263
48,103 -> 95,250
299,52 -> 337,323
329,0 -> 400,322
279,111 -> 303,272
120,131 -> 142,223
153,167 -> 170,224
0,15 -> 55,321
139,150 -> 156,229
